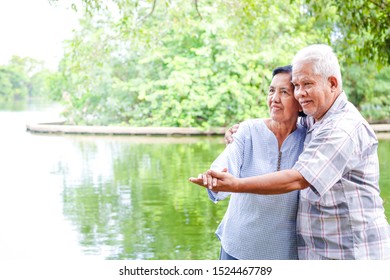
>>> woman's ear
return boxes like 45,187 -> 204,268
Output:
298,103 -> 303,113
298,107 -> 306,117
297,103 -> 305,117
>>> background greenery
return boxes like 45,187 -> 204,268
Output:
1,0 -> 389,126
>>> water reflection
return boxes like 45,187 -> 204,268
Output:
0,102 -> 389,260
54,135 -> 228,259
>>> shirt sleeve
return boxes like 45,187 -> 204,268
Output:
207,121 -> 247,202
293,125 -> 354,198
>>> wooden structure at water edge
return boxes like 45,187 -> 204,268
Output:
26,122 -> 226,136
26,121 -> 390,138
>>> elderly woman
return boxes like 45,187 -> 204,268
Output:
190,65 -> 305,260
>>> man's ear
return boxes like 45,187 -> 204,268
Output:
328,76 -> 338,91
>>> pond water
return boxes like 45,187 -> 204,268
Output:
0,101 -> 389,260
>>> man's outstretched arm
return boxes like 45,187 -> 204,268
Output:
190,169 -> 310,194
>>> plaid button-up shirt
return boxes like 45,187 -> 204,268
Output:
293,92 -> 390,259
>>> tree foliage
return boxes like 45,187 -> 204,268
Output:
332,0 -> 390,66
0,56 -> 54,101
50,0 -> 390,66
47,0 -> 389,126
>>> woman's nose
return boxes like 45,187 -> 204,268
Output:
271,92 -> 281,102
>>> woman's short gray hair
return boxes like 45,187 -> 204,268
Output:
292,44 -> 342,88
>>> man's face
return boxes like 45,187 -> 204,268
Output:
292,62 -> 334,122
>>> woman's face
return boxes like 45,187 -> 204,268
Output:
267,72 -> 301,123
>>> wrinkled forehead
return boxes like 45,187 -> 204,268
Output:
291,62 -> 316,82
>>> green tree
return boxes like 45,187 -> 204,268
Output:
0,67 -> 15,99
53,0 -> 332,127
49,0 -> 389,126
0,56 -> 56,101
0,62 -> 29,100
331,0 -> 389,66
362,67 -> 390,122
50,0 -> 390,66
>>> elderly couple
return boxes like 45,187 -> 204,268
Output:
189,44 -> 390,260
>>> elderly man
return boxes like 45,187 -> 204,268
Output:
189,44 -> 390,259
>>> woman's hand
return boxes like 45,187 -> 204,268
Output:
189,168 -> 240,192
224,123 -> 240,145
189,168 -> 228,190
205,169 -> 240,192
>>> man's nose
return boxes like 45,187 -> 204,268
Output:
294,86 -> 306,98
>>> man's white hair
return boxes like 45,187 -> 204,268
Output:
292,44 -> 342,88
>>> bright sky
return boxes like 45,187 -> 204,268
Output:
0,0 -> 79,69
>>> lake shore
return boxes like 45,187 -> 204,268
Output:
26,121 -> 390,139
